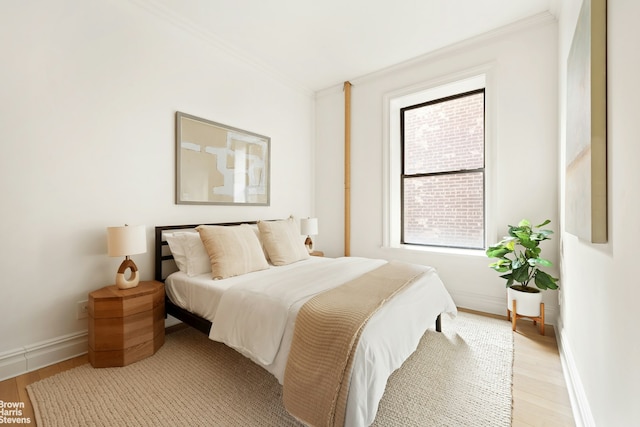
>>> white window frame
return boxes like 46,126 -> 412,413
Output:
382,66 -> 496,255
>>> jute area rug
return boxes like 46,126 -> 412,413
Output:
28,312 -> 513,426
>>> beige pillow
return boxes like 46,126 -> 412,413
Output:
258,218 -> 310,266
196,224 -> 269,279
247,223 -> 270,263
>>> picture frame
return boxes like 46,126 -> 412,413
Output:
175,112 -> 270,206
565,0 -> 607,243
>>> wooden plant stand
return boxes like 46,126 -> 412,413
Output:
507,301 -> 545,335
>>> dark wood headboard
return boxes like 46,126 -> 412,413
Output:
154,220 -> 264,282
154,220 -> 265,334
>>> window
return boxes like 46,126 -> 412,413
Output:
400,89 -> 485,249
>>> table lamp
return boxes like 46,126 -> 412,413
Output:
300,217 -> 318,253
107,224 -> 147,289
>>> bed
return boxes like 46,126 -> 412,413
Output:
154,220 -> 457,426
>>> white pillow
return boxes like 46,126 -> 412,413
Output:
257,217 -> 310,266
180,232 -> 212,276
165,231 -> 212,276
165,232 -> 188,273
196,224 -> 270,279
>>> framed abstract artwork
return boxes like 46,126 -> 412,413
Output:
175,112 -> 270,206
565,0 -> 607,243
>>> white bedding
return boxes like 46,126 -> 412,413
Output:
166,256 -> 457,426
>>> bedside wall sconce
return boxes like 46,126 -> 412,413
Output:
300,217 -> 318,253
107,224 -> 147,289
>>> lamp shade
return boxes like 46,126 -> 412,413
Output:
107,225 -> 147,257
300,217 -> 318,236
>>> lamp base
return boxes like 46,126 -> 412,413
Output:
115,258 -> 140,289
304,236 -> 314,253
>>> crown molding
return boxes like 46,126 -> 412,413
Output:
348,11 -> 557,89
130,1 -> 556,99
127,0 -> 314,97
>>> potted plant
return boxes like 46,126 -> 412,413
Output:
486,219 -> 559,318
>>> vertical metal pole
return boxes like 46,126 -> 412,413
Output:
344,81 -> 352,257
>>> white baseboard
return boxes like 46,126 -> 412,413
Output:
451,290 -> 506,316
0,318 -> 183,382
450,289 -> 558,325
556,318 -> 596,427
0,332 -> 88,382
0,348 -> 28,383
25,331 -> 89,373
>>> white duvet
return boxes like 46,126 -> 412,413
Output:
167,257 -> 457,426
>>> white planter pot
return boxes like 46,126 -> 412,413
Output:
508,286 -> 542,317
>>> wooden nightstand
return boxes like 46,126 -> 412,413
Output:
88,280 -> 165,368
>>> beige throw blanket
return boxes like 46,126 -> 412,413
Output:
283,261 -> 430,426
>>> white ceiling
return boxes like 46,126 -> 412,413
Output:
146,0 -> 558,92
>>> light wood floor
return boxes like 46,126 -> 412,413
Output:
0,313 -> 574,426
464,309 -> 576,427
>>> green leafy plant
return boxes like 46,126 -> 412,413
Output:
486,219 -> 559,291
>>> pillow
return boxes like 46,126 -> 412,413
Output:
257,217 -> 310,266
196,224 -> 270,279
165,232 -> 188,273
180,232 -> 212,276
165,232 -> 212,276
247,223 -> 270,263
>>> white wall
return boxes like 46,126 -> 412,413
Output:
315,15 -> 560,320
557,1 -> 640,425
0,0 -> 314,364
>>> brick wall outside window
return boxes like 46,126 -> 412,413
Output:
402,90 -> 485,249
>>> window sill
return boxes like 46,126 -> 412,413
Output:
382,244 -> 486,258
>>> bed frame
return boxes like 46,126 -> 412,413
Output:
154,221 -> 442,334
154,221 -> 258,334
